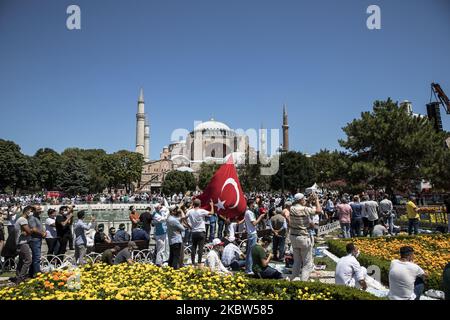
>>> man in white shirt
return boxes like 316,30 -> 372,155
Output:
222,239 -> 245,271
388,246 -> 427,300
244,199 -> 266,274
186,198 -> 215,266
365,196 -> 379,236
205,238 -> 230,274
335,243 -> 367,290
379,195 -> 394,234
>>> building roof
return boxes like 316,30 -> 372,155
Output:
194,119 -> 232,132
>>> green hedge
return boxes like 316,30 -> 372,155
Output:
246,278 -> 382,300
326,235 -> 449,290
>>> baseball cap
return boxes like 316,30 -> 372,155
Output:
294,193 -> 305,201
128,241 -> 138,249
212,238 -> 224,246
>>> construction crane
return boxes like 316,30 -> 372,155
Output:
431,83 -> 450,114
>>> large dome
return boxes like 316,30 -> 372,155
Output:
194,119 -> 232,132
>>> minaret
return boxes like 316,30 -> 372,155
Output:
282,104 -> 289,152
144,118 -> 150,162
260,123 -> 267,157
135,88 -> 145,156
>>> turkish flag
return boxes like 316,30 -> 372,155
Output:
196,156 -> 246,220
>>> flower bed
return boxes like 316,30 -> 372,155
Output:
0,263 -> 379,300
327,234 -> 450,290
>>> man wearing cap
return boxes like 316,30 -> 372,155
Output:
388,246 -> 427,300
205,238 -> 230,274
113,223 -> 130,242
114,241 -> 138,265
289,192 -> 321,281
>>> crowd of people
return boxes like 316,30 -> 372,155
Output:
1,190 -> 449,300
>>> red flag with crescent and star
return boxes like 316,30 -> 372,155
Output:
196,155 -> 246,220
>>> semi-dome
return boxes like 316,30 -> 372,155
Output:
193,119 -> 232,132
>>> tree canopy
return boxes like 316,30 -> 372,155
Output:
161,170 -> 196,195
339,98 -> 449,193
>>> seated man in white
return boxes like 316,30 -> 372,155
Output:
335,242 -> 368,290
388,246 -> 427,300
205,238 -> 231,274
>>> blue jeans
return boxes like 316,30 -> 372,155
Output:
414,277 -> 425,300
28,239 -> 42,278
408,219 -> 419,235
217,219 -> 225,239
230,260 -> 246,271
184,229 -> 191,246
209,221 -> 216,242
272,235 -> 286,260
245,233 -> 257,274
387,215 -> 395,234
340,223 -> 351,238
351,218 -> 363,237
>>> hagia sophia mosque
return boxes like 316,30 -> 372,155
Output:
133,89 -> 289,192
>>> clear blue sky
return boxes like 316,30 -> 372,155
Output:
1,0 -> 449,159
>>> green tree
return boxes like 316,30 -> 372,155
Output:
339,98 -> 448,193
239,152 -> 271,192
108,150 -> 144,192
197,162 -> 221,190
34,148 -> 63,191
57,154 -> 90,196
270,151 -> 317,193
0,139 -> 36,194
310,149 -> 352,184
162,170 -> 196,195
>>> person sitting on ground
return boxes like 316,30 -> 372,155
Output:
94,224 -> 111,244
131,223 -> 150,241
335,242 -> 367,290
222,238 -> 245,271
251,236 -> 282,279
101,246 -> 120,265
388,246 -> 428,300
205,238 -> 230,274
372,218 -> 388,237
114,241 -> 138,265
113,223 -> 131,242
